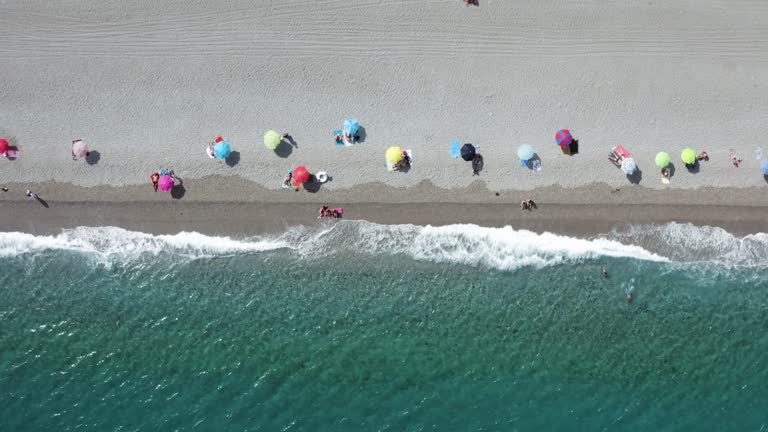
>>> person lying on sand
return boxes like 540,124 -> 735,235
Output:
697,151 -> 709,161
282,171 -> 298,191
730,149 -> 742,167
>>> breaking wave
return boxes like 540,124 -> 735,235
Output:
0,222 -> 765,269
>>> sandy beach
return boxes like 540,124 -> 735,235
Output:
2,0 -> 768,232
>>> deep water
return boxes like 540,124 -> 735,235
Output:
1,223 -> 767,431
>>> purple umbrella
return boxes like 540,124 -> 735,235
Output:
158,175 -> 174,192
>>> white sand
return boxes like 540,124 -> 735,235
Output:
1,0 -> 767,193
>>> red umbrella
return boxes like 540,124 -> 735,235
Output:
292,166 -> 310,184
0,138 -> 8,154
158,175 -> 174,192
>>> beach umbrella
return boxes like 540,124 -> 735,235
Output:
0,138 -> 8,154
681,148 -> 696,165
158,175 -> 174,192
72,140 -> 89,158
292,165 -> 310,184
555,129 -> 572,147
460,144 -> 476,161
264,130 -> 282,150
761,159 -> 768,175
621,157 -> 637,174
386,146 -> 404,163
517,144 -> 535,161
655,152 -> 671,168
214,141 -> 231,160
343,118 -> 360,136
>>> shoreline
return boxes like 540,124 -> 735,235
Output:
3,193 -> 767,238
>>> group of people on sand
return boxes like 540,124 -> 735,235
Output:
334,132 -> 360,145
392,150 -> 412,172
318,205 -> 343,219
520,199 -> 536,211
149,169 -> 179,192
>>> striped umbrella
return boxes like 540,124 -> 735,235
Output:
555,129 -> 572,147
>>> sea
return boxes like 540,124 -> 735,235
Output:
1,222 -> 767,431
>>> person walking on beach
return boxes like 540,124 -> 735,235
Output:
26,190 -> 38,200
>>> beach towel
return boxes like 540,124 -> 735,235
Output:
451,140 -> 461,158
613,145 -> 631,158
333,130 -> 345,147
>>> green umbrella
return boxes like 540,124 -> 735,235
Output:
681,148 -> 696,164
264,130 -> 282,150
655,152 -> 671,168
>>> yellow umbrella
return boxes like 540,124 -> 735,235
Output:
264,130 -> 282,150
386,146 -> 403,163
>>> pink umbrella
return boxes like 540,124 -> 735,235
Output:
158,175 -> 174,192
0,138 -> 8,155
72,140 -> 89,158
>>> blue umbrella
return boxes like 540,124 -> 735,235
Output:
761,159 -> 768,175
214,141 -> 231,160
517,144 -> 535,161
342,118 -> 360,135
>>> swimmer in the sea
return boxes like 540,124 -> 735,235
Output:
625,288 -> 633,302
601,268 -> 608,277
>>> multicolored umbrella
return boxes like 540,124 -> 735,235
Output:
761,159 -> 768,175
386,146 -> 404,163
214,141 -> 231,160
264,130 -> 282,150
681,148 -> 696,164
621,158 -> 637,174
460,144 -> 476,161
292,166 -> 310,184
517,144 -> 535,161
655,152 -> 671,168
158,175 -> 174,192
0,138 -> 8,154
555,129 -> 572,147
72,140 -> 89,158
343,118 -> 360,136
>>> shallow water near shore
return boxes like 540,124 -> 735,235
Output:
1,222 -> 767,431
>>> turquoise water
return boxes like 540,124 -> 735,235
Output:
1,223 -> 767,431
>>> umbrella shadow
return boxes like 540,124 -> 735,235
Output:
171,179 -> 186,199
626,168 -> 643,184
274,141 -> 294,158
302,175 -> 325,193
668,162 -> 676,177
526,154 -> 541,170
764,175 -> 768,184
568,139 -> 579,155
86,150 -> 101,166
354,126 -> 367,144
225,151 -> 241,167
686,160 -> 700,174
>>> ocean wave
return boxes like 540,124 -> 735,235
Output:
0,223 -> 671,270
604,222 -> 768,268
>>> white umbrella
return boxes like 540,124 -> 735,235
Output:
621,157 -> 637,174
72,140 -> 89,158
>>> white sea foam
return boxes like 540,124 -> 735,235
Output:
604,222 -> 768,268
3,222 -> 766,269
0,223 -> 675,270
